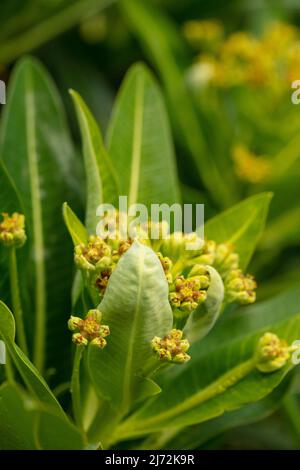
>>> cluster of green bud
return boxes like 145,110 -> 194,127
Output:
151,329 -> 190,364
255,332 -> 290,373
196,240 -> 238,277
68,309 -> 110,348
169,272 -> 209,313
0,212 -> 27,248
74,236 -> 111,271
160,231 -> 204,262
225,269 -> 257,304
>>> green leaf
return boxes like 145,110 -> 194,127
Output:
204,193 -> 272,270
153,376 -> 293,450
0,56 -> 78,378
70,90 -> 120,233
0,301 -> 64,417
87,241 -> 173,413
63,202 -> 88,246
0,382 -> 85,450
120,0 -> 234,206
0,382 -> 36,450
111,287 -> 300,441
184,267 -> 224,343
106,63 -> 181,207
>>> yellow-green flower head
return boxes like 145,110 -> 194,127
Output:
256,332 -> 290,373
194,239 -> 216,265
225,269 -> 257,304
213,242 -> 239,277
0,212 -> 27,248
74,235 -> 112,271
67,309 -> 110,348
169,274 -> 209,313
151,329 -> 190,364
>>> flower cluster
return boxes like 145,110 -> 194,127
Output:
255,332 -> 290,373
68,309 -> 110,348
169,272 -> 209,313
0,212 -> 27,248
151,329 -> 190,364
185,21 -> 300,92
225,270 -> 257,305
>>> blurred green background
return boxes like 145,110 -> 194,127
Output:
1,0 -> 300,450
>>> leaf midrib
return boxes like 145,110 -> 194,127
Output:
25,68 -> 47,373
121,249 -> 145,412
128,73 -> 144,206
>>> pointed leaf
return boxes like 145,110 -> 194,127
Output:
87,242 -> 173,413
0,57 -> 79,377
204,193 -> 272,270
70,90 -> 120,233
107,63 -> 181,206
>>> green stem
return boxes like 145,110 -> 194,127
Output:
4,351 -> 14,383
8,248 -> 28,355
0,0 -> 116,64
111,357 -> 257,443
71,346 -> 84,431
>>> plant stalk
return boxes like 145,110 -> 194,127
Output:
71,346 -> 84,431
8,247 -> 28,355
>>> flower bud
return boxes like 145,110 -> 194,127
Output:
255,332 -> 290,373
67,309 -> 109,348
169,274 -> 209,313
225,269 -> 256,304
151,329 -> 191,364
0,212 -> 27,248
74,236 -> 112,272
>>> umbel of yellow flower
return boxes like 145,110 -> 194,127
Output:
0,212 -> 26,247
68,309 -> 110,348
151,329 -> 190,364
255,332 -> 290,373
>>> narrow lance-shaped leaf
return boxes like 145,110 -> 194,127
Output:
106,63 -> 181,207
204,193 -> 272,270
0,57 -> 79,376
70,90 -> 120,233
120,0 -> 235,206
87,242 -> 173,414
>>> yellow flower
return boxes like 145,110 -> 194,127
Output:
232,144 -> 271,184
0,212 -> 26,247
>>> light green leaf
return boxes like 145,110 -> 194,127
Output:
204,193 -> 272,270
0,56 -> 78,377
0,382 -> 36,450
106,63 -> 181,207
0,382 -> 85,450
184,267 -> 224,343
0,299 -> 64,417
121,0 -> 234,206
70,90 -> 120,233
63,202 -> 88,246
87,241 -> 173,413
111,286 -> 300,442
